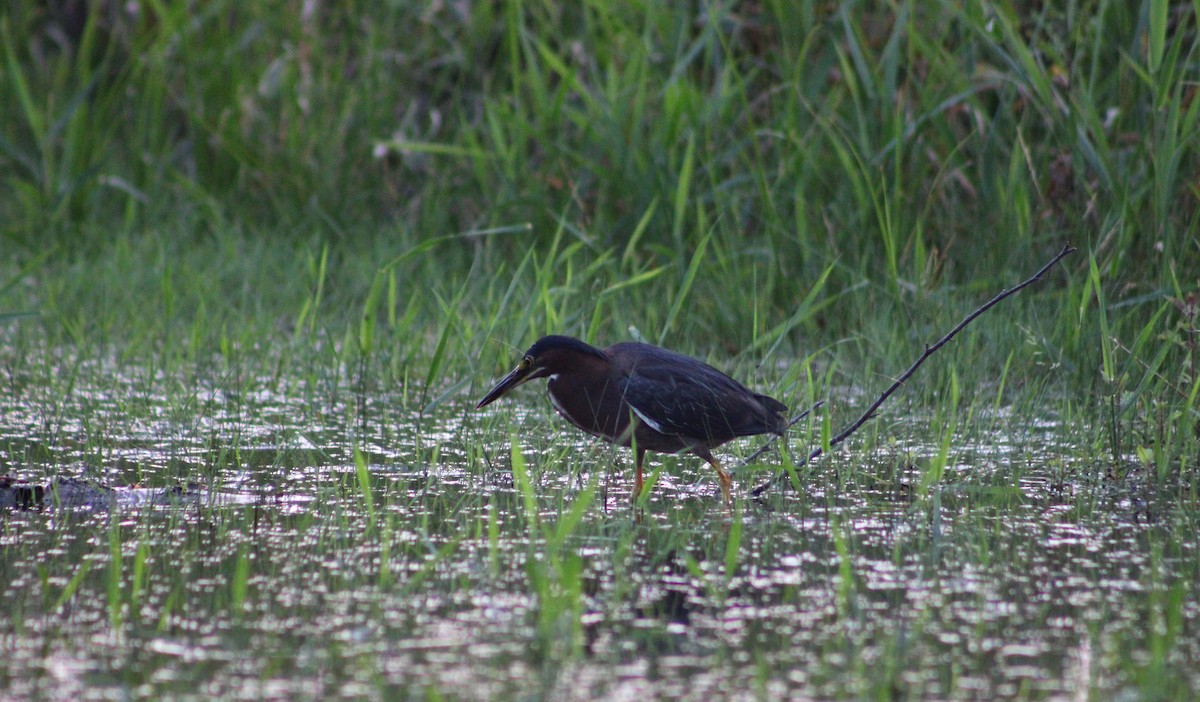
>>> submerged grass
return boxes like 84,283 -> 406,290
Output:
1,1 -> 1198,699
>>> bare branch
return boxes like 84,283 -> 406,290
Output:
749,244 -> 1077,498
738,400 -> 824,466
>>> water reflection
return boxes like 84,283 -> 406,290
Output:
0,360 -> 1195,699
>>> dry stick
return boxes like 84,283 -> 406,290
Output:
749,244 -> 1077,498
741,401 -> 825,465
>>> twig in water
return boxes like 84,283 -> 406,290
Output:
739,401 -> 824,466
749,244 -> 1077,498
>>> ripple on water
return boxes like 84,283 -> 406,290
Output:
0,360 -> 1196,699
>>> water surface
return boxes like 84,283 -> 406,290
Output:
1,356 -> 1195,700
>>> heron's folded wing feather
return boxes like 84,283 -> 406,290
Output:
620,364 -> 778,440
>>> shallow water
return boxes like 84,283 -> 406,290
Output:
1,358 -> 1196,700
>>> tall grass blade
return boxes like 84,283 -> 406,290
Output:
355,449 -> 377,531
659,228 -> 710,344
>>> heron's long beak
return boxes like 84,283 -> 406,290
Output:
476,364 -> 536,409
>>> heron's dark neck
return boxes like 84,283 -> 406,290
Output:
545,353 -> 623,435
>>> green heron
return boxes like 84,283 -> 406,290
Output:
476,335 -> 787,505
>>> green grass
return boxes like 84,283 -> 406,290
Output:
1,1 -> 1199,699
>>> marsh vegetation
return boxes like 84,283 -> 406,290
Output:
2,1 -> 1197,699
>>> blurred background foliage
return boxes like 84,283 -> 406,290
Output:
2,1 -> 1195,270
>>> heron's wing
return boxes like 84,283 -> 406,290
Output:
620,361 -> 782,440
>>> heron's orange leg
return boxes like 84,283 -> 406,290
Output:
632,447 -> 646,503
711,457 -> 732,507
695,448 -> 732,508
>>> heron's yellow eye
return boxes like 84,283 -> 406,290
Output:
520,357 -> 533,370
